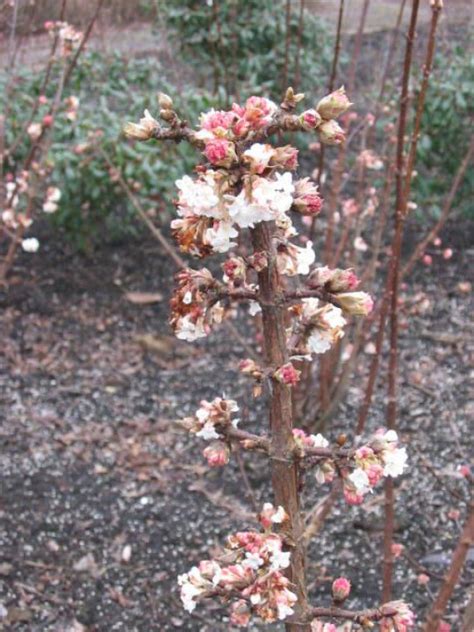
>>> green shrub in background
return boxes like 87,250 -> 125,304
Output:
3,53 -> 221,250
414,46 -> 474,219
159,0 -> 332,102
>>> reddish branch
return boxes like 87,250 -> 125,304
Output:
250,221 -> 310,632
423,502 -> 474,631
401,137 -> 474,279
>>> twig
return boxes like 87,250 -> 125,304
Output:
401,138 -> 474,279
96,145 -> 186,270
423,501 -> 474,631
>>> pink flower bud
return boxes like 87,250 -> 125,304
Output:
417,573 -> 430,586
300,108 -> 322,130
44,21 -> 55,30
202,441 -> 230,467
459,465 -> 471,478
273,145 -> 299,170
273,362 -> 301,386
433,237 -> 442,246
318,119 -> 346,146
336,291 -> 373,316
443,248 -> 453,260
422,254 -> 433,265
203,138 -> 237,168
343,487 -> 364,505
437,621 -> 451,632
230,600 -> 251,627
391,543 -> 404,558
42,114 -> 54,127
332,577 -> 351,602
38,95 -> 48,105
316,87 -> 352,120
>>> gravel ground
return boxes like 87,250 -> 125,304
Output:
0,224 -> 472,631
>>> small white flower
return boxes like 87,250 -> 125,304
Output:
383,447 -> 408,478
248,300 -> 262,316
309,433 -> 329,448
175,315 -> 206,341
242,552 -> 264,570
21,237 -> 40,253
296,241 -> 316,275
277,603 -> 295,620
307,330 -> 333,354
348,468 -> 371,494
196,422 -> 220,440
270,549 -> 291,570
271,505 -> 287,524
205,220 -> 238,253
250,593 -> 262,605
384,429 -> 398,443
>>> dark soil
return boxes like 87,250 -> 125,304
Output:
0,222 -> 473,631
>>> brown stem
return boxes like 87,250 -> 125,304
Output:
382,0 -> 424,601
293,0 -> 305,93
63,0 -> 105,88
282,0 -> 291,94
346,0 -> 370,94
251,222 -> 309,632
423,502 -> 474,631
97,146 -> 186,270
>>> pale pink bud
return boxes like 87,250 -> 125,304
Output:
336,291 -> 374,316
318,119 -> 346,146
447,509 -> 460,521
437,621 -> 451,632
273,362 -> 301,386
459,465 -> 471,478
42,114 -> 54,127
391,543 -> 404,558
417,573 -> 430,586
258,503 -> 288,530
316,87 -> 352,120
202,441 -> 230,467
433,237 -> 442,246
203,138 -> 237,168
273,145 -> 299,170
44,21 -> 55,30
230,600 -> 251,626
422,254 -> 433,266
343,487 -> 364,505
443,248 -> 453,260
222,256 -> 246,282
300,108 -> 322,130
157,92 -> 173,109
123,109 -> 159,141
332,577 -> 351,602
38,95 -> 48,105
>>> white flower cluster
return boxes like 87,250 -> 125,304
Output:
178,504 -> 297,625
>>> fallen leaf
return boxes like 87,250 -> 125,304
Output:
73,553 -> 100,577
124,291 -> 163,305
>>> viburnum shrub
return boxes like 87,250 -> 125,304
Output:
125,88 -> 412,630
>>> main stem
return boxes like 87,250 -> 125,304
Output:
251,222 -> 310,632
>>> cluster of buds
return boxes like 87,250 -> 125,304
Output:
292,298 -> 347,356
169,267 -> 224,341
380,600 -> 416,632
290,428 -> 408,503
178,503 -> 297,625
299,86 -> 352,145
178,397 -> 238,466
343,430 -> 408,505
42,186 -> 61,214
44,21 -> 83,56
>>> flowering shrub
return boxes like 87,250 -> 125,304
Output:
125,86 -> 414,630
